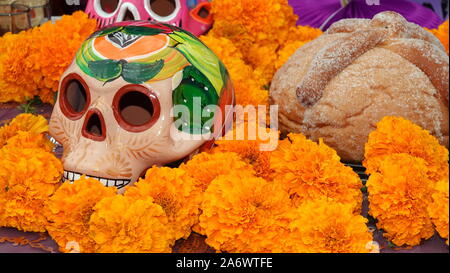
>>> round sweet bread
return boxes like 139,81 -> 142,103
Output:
270,11 -> 449,162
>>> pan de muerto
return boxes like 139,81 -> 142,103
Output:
270,11 -> 449,162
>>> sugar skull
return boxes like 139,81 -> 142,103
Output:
85,0 -> 213,36
49,21 -> 234,190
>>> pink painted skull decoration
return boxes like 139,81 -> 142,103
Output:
49,21 -> 234,190
85,0 -> 213,36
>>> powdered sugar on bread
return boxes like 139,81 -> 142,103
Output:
270,12 -> 449,162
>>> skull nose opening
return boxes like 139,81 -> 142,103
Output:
82,110 -> 106,141
123,9 -> 135,21
87,114 -> 102,136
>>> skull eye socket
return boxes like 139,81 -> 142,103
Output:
188,1 -> 212,24
113,85 -> 161,132
66,81 -> 87,112
98,0 -> 120,14
120,92 -> 154,125
150,0 -> 176,16
197,6 -> 210,19
60,74 -> 91,120
148,0 -> 178,19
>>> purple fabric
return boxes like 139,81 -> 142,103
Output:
0,103 -> 53,127
289,0 -> 444,30
409,0 -> 449,20
0,228 -> 59,253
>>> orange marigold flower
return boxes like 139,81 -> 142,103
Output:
207,0 -> 321,86
180,152 -> 255,235
275,40 -> 306,70
5,131 -> 53,151
180,152 -> 255,192
0,146 -> 63,232
200,35 -> 268,106
213,122 -> 279,180
88,195 -> 173,253
367,153 -> 435,247
427,20 -> 449,55
0,33 -> 37,102
0,113 -> 48,148
0,11 -> 96,104
45,176 -> 117,253
125,167 -> 200,241
248,25 -> 321,84
209,0 -> 297,55
199,173 -> 292,253
276,25 -> 323,69
428,178 -> 449,245
199,35 -> 245,64
286,199 -> 376,253
246,42 -> 279,85
271,133 -> 362,212
6,113 -> 48,133
363,116 -> 449,183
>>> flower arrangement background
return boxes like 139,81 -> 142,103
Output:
0,1 -> 447,108
0,0 -> 449,253
0,11 -> 96,104
364,117 -> 449,247
0,112 -> 448,253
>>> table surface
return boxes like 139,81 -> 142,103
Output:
0,102 -> 448,253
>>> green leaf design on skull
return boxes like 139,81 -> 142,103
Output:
173,66 -> 219,134
122,60 -> 165,84
88,60 -> 122,82
122,26 -> 168,36
88,59 -> 164,84
93,26 -> 123,38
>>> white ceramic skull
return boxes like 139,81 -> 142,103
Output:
49,21 -> 234,190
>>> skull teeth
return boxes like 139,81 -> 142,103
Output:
62,170 -> 131,189
48,136 -> 60,146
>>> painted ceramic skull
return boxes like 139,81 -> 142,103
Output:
85,0 -> 213,36
49,21 -> 234,190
